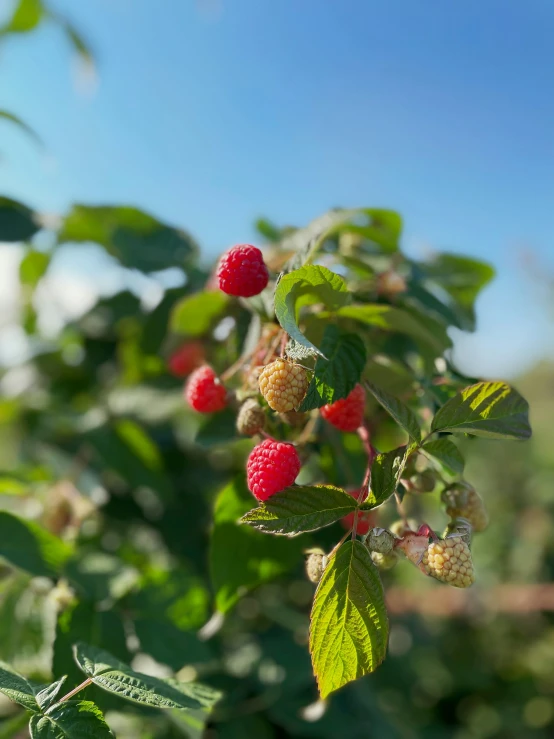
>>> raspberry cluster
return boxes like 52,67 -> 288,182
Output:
320,384 -> 366,432
246,439 -> 301,501
258,359 -> 308,413
217,244 -> 269,298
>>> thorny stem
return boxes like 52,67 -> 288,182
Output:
221,348 -> 255,382
295,413 -> 319,446
57,678 -> 92,704
352,425 -> 376,540
331,528 -> 352,556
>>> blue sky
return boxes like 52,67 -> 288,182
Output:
1,0 -> 553,377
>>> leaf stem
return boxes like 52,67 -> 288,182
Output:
56,678 -> 92,704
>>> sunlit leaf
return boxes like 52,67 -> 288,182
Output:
431,381 -> 532,440
240,484 -> 357,535
310,541 -> 388,698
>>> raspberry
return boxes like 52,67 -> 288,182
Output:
168,342 -> 205,377
441,483 -> 489,533
258,359 -> 308,413
185,365 -> 227,413
305,548 -> 328,584
320,384 -> 366,432
246,438 -> 301,501
217,244 -> 269,298
371,551 -> 399,570
279,410 -> 308,427
377,270 -> 407,297
236,399 -> 265,436
421,536 -> 475,588
340,488 -> 376,535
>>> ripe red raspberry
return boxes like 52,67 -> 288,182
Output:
185,365 -> 227,413
259,359 -> 309,413
340,487 -> 376,535
217,244 -> 269,298
247,439 -> 301,501
320,384 -> 366,432
168,342 -> 205,377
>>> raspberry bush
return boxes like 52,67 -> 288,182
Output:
0,13 -> 536,730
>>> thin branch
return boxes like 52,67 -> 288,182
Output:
56,678 -> 92,704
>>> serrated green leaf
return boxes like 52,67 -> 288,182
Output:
300,325 -> 366,411
35,676 -> 68,710
0,512 -> 73,578
309,540 -> 388,698
2,0 -> 43,33
0,196 -> 40,242
170,291 -> 229,336
431,381 -> 532,440
365,383 -> 421,442
0,662 -> 40,712
422,438 -> 465,475
364,445 -> 412,508
73,643 -> 220,712
240,484 -> 357,536
210,477 -> 303,613
336,304 -> 451,354
58,204 -> 198,273
29,700 -> 114,739
274,265 -> 350,357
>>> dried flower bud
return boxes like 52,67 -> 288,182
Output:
305,548 -> 328,584
365,527 -> 397,555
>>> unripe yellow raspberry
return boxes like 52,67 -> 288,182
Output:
236,399 -> 265,436
442,483 -> 489,533
421,536 -> 475,588
258,359 -> 308,413
371,551 -> 399,570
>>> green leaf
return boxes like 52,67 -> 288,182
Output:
58,204 -> 198,273
0,662 -> 40,712
210,477 -> 303,613
29,700 -> 114,739
431,381 -> 532,440
0,196 -> 40,242
336,304 -> 451,353
19,250 -> 50,287
0,110 -> 42,145
299,325 -> 366,411
365,446 -> 411,508
423,253 -> 495,331
171,291 -> 229,336
62,22 -> 93,63
274,265 -> 350,357
240,484 -> 357,535
0,512 -> 73,578
2,0 -> 43,33
35,677 -> 68,710
0,476 -> 28,495
73,643 -> 220,712
309,540 -> 388,698
365,383 -> 421,442
422,438 -> 465,475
